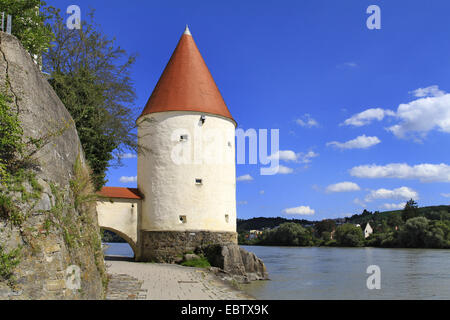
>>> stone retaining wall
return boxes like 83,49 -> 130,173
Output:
137,230 -> 237,262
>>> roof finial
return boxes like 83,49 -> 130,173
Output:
184,24 -> 192,36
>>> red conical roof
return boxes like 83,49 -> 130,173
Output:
139,26 -> 234,122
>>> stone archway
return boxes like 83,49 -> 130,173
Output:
101,227 -> 137,259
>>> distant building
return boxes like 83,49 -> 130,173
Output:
249,230 -> 263,240
364,223 -> 373,238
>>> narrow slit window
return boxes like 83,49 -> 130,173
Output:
179,215 -> 187,224
195,178 -> 203,185
180,134 -> 188,141
225,214 -> 229,223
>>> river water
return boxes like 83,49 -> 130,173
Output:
104,243 -> 450,299
241,246 -> 450,300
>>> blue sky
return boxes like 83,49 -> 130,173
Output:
47,0 -> 450,220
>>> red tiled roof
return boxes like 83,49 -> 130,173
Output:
139,27 -> 234,123
97,187 -> 142,200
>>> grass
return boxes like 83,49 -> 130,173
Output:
180,256 -> 211,268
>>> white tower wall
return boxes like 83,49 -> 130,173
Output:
137,111 -> 237,233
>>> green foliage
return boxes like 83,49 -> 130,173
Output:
181,256 -> 211,268
0,93 -> 23,175
402,199 -> 419,222
259,223 -> 314,246
70,153 -> 98,211
44,9 -> 137,190
46,155 -> 99,251
323,239 -> 337,247
0,0 -> 54,57
387,213 -> 403,228
398,217 -> 450,248
314,219 -> 336,237
365,232 -> 398,247
238,204 -> 450,248
0,92 -> 44,226
0,245 -> 21,283
334,224 -> 364,247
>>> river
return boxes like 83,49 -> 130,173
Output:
241,245 -> 450,300
104,243 -> 450,299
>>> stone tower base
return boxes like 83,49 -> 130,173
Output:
136,230 -> 238,263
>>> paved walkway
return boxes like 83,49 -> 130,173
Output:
105,259 -> 253,300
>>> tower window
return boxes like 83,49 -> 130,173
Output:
180,134 -> 188,141
200,115 -> 206,125
228,141 -> 232,147
179,215 -> 187,224
195,178 -> 203,185
225,214 -> 229,223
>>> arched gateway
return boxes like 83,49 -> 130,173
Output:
97,187 -> 141,256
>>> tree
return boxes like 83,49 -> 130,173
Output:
399,217 -> 429,248
402,199 -> 419,222
260,223 -> 314,246
361,209 -> 373,217
397,217 -> 449,248
44,9 -> 137,189
334,224 -> 364,247
387,213 -> 403,229
0,0 -> 54,57
314,219 -> 336,237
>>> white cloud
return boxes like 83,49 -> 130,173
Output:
365,187 -> 419,202
381,203 -> 406,210
326,182 -> 361,193
341,108 -> 395,127
268,150 -> 298,162
283,206 -> 315,216
326,135 -> 381,150
296,114 -> 319,128
259,190 -> 265,195
409,85 -> 445,98
387,93 -> 450,140
268,150 -> 318,166
299,151 -> 319,164
119,176 -> 137,183
277,165 -> 294,174
341,86 -> 450,140
350,163 -> 450,183
118,153 -> 137,159
238,201 -> 248,205
441,193 -> 450,198
237,174 -> 254,182
353,198 -> 366,207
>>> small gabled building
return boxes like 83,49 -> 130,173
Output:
364,222 -> 373,238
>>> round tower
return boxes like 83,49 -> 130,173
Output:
136,26 -> 237,262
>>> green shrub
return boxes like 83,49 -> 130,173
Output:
259,222 -> 314,246
0,0 -> 54,58
0,246 -> 21,283
335,224 -> 365,247
181,256 -> 211,268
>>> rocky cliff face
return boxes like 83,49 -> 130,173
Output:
203,244 -> 269,283
0,32 -> 106,299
